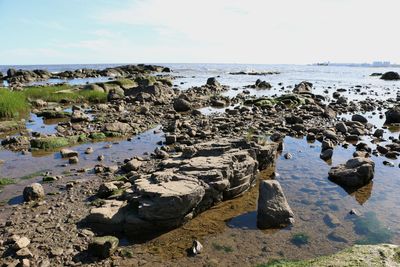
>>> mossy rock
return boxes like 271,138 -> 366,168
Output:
35,110 -> 70,119
135,76 -> 157,87
89,132 -> 107,140
30,135 -> 81,150
0,120 -> 25,134
257,244 -> 400,267
110,79 -> 138,89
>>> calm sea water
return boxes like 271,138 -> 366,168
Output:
1,63 -> 399,89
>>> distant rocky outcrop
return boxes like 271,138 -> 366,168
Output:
4,64 -> 171,85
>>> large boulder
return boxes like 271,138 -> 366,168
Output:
23,183 -> 45,201
381,71 -> 400,80
257,180 -> 294,229
87,139 -> 278,235
385,106 -> 400,124
328,157 -> 375,188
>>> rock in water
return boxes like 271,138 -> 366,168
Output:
88,236 -> 119,258
23,183 -> 45,201
257,180 -> 294,229
292,81 -> 313,94
328,157 -> 375,188
206,77 -> 221,87
380,71 -> 400,80
385,106 -> 400,124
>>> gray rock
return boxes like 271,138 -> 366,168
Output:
320,149 -> 333,161
381,71 -> 400,80
69,156 -> 79,164
385,106 -> 400,124
293,81 -> 312,94
60,148 -> 78,158
23,183 -> 45,201
206,77 -> 221,87
351,114 -> 368,123
173,98 -> 192,112
328,157 -> 375,188
257,180 -> 294,229
122,158 -> 142,172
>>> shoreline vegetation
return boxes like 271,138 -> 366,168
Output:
0,64 -> 399,266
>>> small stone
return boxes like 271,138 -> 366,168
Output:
69,156 -> 79,164
190,240 -> 203,255
50,247 -> 64,257
284,153 -> 293,159
21,259 -> 30,267
88,236 -> 119,258
60,148 -> 78,158
16,247 -> 33,258
320,149 -> 333,161
85,147 -> 94,154
14,237 -> 30,250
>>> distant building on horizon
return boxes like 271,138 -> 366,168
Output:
372,61 -> 391,67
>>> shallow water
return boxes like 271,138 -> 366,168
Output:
1,63 -> 400,263
0,126 -> 163,203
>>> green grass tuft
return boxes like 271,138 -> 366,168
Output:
0,89 -> 29,118
0,178 -> 15,189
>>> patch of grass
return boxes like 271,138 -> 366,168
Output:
353,211 -> 393,245
0,89 -> 29,118
19,170 -> 49,180
0,178 -> 15,187
24,85 -> 107,103
212,243 -> 233,253
291,233 -> 310,247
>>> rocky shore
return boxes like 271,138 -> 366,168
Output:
1,66 -> 400,266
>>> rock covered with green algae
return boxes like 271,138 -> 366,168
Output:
261,244 -> 400,267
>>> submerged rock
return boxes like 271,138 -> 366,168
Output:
328,157 -> 375,188
257,180 -> 294,229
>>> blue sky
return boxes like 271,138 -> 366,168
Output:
1,0 -> 399,65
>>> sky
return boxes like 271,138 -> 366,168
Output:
0,0 -> 399,65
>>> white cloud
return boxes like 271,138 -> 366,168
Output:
94,0 -> 400,64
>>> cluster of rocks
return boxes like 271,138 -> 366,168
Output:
86,138 -> 278,236
2,64 -> 170,86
